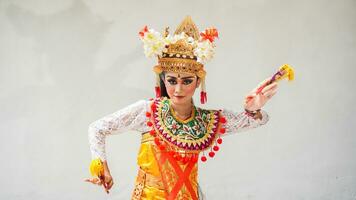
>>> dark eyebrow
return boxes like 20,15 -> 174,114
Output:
181,76 -> 195,79
166,76 -> 194,79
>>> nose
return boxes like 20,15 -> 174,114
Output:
174,83 -> 183,94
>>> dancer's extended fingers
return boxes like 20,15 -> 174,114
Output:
260,78 -> 272,87
261,82 -> 277,93
103,183 -> 109,193
262,87 -> 277,95
84,177 -> 94,183
107,179 -> 114,190
85,177 -> 101,185
94,177 -> 103,185
263,89 -> 277,98
267,91 -> 277,99
254,78 -> 270,90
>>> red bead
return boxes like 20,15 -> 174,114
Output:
217,138 -> 223,144
154,137 -> 160,146
201,156 -> 207,162
219,117 -> 226,124
209,151 -> 215,157
159,144 -> 166,151
151,104 -> 157,111
149,129 -> 155,136
213,145 -> 219,151
219,128 -> 226,134
147,121 -> 153,127
145,112 -> 151,117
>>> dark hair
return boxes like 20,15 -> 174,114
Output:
159,72 -> 169,98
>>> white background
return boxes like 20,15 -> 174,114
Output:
0,0 -> 355,199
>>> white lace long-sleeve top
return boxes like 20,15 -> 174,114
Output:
88,99 -> 269,161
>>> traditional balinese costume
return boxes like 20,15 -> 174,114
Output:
88,16 -> 270,200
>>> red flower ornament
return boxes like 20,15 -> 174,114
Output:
139,25 -> 148,38
200,28 -> 219,43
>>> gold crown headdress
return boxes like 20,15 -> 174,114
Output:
139,16 -> 219,104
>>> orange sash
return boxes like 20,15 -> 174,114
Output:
153,147 -> 198,200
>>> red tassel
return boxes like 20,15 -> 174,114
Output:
219,117 -> 226,124
154,137 -> 160,146
149,129 -> 155,136
200,91 -> 207,104
151,103 -> 157,112
208,151 -> 215,158
145,112 -> 151,117
159,144 -> 166,151
155,86 -> 161,98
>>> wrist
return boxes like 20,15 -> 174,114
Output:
244,108 -> 261,113
244,108 -> 262,120
102,161 -> 111,173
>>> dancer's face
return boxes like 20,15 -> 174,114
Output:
164,72 -> 200,105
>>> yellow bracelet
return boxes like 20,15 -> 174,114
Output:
89,158 -> 104,177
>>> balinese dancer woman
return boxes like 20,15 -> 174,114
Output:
85,16 -> 288,200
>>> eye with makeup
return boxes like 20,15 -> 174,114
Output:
183,79 -> 194,85
167,78 -> 177,85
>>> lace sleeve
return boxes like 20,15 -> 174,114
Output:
221,109 -> 269,135
88,100 -> 150,161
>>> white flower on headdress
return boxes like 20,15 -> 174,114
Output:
139,26 -> 217,62
163,34 -> 176,44
194,40 -> 215,64
140,28 -> 167,58
186,36 -> 196,44
164,32 -> 186,44
174,32 -> 186,41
